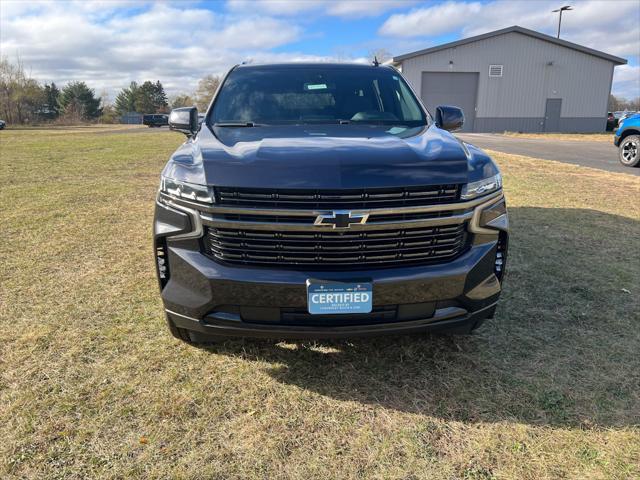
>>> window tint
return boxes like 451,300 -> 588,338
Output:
211,66 -> 426,126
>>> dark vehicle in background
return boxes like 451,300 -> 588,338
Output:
143,114 -> 168,127
614,112 -> 640,167
0,119 -> 5,130
156,63 -> 509,343
606,112 -> 616,131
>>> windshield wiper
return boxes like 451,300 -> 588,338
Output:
213,122 -> 259,127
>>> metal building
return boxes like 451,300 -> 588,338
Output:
120,111 -> 143,124
392,26 -> 627,132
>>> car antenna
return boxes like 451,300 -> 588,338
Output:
373,56 -> 380,67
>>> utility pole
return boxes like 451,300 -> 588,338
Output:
552,5 -> 573,38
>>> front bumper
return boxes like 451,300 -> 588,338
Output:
154,192 -> 508,339
614,134 -> 622,147
166,302 -> 498,339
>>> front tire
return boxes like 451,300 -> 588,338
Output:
165,314 -> 226,344
165,315 -> 193,342
619,135 -> 640,167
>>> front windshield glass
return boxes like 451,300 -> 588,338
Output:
210,65 -> 427,126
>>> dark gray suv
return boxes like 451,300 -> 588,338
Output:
154,63 -> 508,343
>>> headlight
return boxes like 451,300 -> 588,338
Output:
160,176 -> 214,203
461,173 -> 502,200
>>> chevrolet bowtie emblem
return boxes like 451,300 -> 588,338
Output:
314,210 -> 369,228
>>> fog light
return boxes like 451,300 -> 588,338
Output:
495,233 -> 508,281
155,241 -> 169,289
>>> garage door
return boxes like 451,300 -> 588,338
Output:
420,72 -> 479,132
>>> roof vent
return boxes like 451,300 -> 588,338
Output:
489,65 -> 503,77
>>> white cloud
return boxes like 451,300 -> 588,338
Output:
227,0 -> 417,18
613,65 -> 640,100
380,1 -> 483,37
2,0 -> 637,101
211,18 -> 301,50
226,0 -> 324,16
380,1 -> 640,59
0,2 -> 317,98
327,0 -> 418,17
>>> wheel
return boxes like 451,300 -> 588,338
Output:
619,134 -> 640,167
165,314 -> 193,342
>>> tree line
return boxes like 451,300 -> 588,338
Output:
6,54 -> 634,126
0,57 -> 221,125
608,94 -> 640,112
0,58 -> 101,124
0,57 -> 170,124
114,81 -> 168,116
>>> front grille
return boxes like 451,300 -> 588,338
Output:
205,223 -> 468,268
208,208 -> 471,226
216,185 -> 460,209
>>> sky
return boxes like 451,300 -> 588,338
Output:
1,0 -> 639,101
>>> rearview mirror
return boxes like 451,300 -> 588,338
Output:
435,105 -> 464,132
169,107 -> 199,136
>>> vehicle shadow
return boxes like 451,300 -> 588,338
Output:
198,207 -> 640,428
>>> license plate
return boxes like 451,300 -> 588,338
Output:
306,280 -> 372,315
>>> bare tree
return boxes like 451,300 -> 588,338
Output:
609,94 -> 640,112
0,56 -> 45,124
194,75 -> 221,111
367,48 -> 393,64
170,93 -> 196,109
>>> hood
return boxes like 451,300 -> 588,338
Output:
162,124 -> 498,189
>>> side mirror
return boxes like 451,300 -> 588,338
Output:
169,107 -> 198,136
435,105 -> 464,132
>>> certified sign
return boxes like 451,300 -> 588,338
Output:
306,280 -> 373,315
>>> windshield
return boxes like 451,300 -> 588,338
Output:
210,65 -> 427,126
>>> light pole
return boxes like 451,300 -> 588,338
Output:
552,5 -> 573,38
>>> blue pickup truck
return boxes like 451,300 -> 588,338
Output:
614,112 -> 640,167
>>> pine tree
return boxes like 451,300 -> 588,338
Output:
43,82 -> 60,119
58,81 -> 102,120
114,81 -> 139,115
134,81 -> 156,113
153,80 -> 168,112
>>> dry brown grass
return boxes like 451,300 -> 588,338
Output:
4,124 -> 147,134
1,127 -> 639,479
502,132 -> 614,142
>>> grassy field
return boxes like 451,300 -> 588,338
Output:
502,132 -> 614,142
1,127 -> 639,479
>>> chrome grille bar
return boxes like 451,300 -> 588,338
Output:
216,185 -> 460,209
158,190 -> 500,217
201,211 -> 473,231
